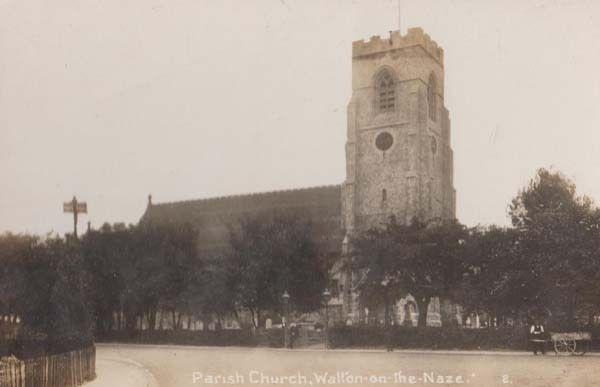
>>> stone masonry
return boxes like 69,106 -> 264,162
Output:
340,28 -> 456,323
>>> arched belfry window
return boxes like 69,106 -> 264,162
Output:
428,73 -> 437,121
376,70 -> 395,112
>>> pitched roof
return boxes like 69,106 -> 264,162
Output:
140,185 -> 344,255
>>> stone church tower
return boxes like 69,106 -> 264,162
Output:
340,28 -> 456,322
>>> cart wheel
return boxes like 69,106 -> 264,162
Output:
554,339 -> 576,355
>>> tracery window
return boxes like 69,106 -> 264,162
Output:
428,73 -> 437,121
376,70 -> 395,112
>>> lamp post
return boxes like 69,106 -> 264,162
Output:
322,288 -> 331,349
381,278 -> 390,327
282,291 -> 290,349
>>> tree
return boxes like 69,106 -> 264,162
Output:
0,233 -> 93,346
509,168 -> 587,230
508,168 -> 600,327
81,224 -> 130,333
0,234 -> 38,321
228,212 -> 328,328
183,259 -> 236,330
141,222 -> 198,330
351,219 -> 404,326
353,217 -> 467,327
44,237 -> 93,343
458,226 -> 531,324
81,222 -> 198,333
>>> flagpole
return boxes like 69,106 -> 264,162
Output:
398,0 -> 402,33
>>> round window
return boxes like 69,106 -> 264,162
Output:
375,132 -> 394,151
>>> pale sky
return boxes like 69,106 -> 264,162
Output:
1,0 -> 600,236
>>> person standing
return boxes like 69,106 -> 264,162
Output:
289,324 -> 299,349
385,322 -> 395,352
530,321 -> 546,355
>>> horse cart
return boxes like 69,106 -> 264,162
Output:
549,332 -> 592,355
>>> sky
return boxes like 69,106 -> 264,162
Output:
1,0 -> 600,236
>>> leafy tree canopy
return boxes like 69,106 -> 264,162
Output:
228,212 -> 328,327
353,218 -> 467,327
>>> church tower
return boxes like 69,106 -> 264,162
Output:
340,28 -> 456,322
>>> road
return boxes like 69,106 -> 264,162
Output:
92,343 -> 599,387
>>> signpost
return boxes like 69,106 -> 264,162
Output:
63,196 -> 87,239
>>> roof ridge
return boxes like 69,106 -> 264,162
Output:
151,184 -> 342,207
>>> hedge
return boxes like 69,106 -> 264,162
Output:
1,336 -> 95,359
96,329 -> 284,348
330,326 -> 532,350
92,326 -> 600,351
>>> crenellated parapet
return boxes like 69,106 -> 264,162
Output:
352,27 -> 444,65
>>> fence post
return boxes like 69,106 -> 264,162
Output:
44,356 -> 48,387
51,355 -> 55,387
0,345 -> 96,387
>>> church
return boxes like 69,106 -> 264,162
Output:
140,27 -> 456,326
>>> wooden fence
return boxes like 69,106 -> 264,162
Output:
0,345 -> 95,387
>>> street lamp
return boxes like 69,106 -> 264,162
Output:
381,278 -> 390,327
282,291 -> 290,349
322,288 -> 331,349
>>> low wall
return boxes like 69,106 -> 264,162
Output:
0,345 -> 95,387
